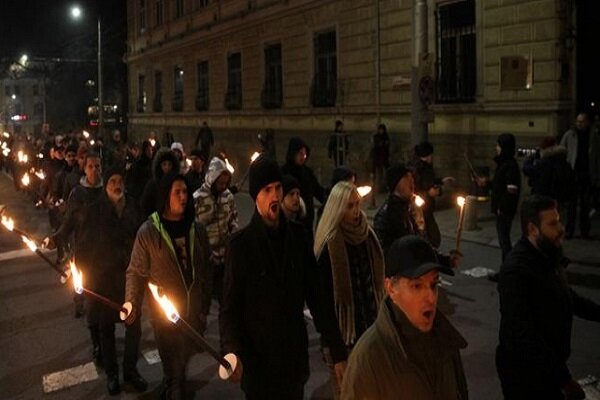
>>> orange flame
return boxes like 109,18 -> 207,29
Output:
250,152 -> 260,162
224,158 -> 235,174
21,235 -> 37,252
149,138 -> 156,147
21,173 -> 30,186
414,195 -> 425,207
457,196 -> 466,208
70,261 -> 84,294
35,170 -> 45,180
1,216 -> 14,231
357,186 -> 372,197
148,283 -> 180,323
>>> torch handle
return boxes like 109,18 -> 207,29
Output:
455,207 -> 466,252
35,249 -> 68,278
177,318 -> 232,371
82,288 -> 128,314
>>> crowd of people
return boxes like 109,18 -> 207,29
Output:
1,113 -> 599,400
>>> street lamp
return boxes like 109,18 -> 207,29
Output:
70,5 -> 103,138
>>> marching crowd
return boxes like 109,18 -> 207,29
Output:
1,113 -> 600,400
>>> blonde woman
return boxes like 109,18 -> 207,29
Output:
314,181 -> 385,398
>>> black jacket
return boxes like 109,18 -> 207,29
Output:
126,153 -> 152,202
491,155 -> 521,216
140,148 -> 180,217
497,238 -> 600,396
373,194 -> 418,254
78,194 -> 144,324
410,159 -> 442,248
523,146 -> 575,202
281,138 -> 325,234
220,213 -> 344,396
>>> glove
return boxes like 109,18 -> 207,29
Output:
120,302 -> 136,325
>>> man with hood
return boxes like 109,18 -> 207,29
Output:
220,156 -> 346,399
477,133 -> 521,277
281,137 -> 326,239
194,156 -> 238,304
560,112 -> 599,238
78,167 -> 147,395
185,148 -> 206,195
140,147 -> 180,217
126,139 -> 154,203
122,172 -> 212,399
496,195 -> 600,399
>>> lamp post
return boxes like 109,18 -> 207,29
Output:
70,5 -> 103,138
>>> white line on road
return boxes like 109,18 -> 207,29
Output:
0,248 -> 53,262
42,362 -> 99,393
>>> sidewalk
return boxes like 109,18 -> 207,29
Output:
364,192 -> 600,266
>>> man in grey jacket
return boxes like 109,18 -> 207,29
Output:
560,112 -> 600,238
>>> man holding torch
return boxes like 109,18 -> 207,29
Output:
122,172 -> 213,399
76,167 -> 147,395
220,155 -> 346,399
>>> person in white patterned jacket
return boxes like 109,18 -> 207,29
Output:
193,156 -> 239,305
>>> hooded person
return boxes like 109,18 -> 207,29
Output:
220,155 -> 346,399
77,167 -> 146,395
171,142 -> 187,174
193,156 -> 239,304
126,139 -> 154,202
185,148 -> 207,195
122,172 -> 212,399
281,137 -> 326,240
281,174 -> 307,223
140,147 -> 180,217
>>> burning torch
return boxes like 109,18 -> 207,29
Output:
70,262 -> 128,313
454,196 -> 467,254
238,152 -> 261,188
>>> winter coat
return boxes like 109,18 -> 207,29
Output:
126,153 -> 152,202
523,145 -> 575,202
497,238 -> 600,396
63,165 -> 84,200
560,126 -> 600,186
491,155 -> 521,217
140,148 -> 180,217
410,159 -> 442,248
371,131 -> 390,168
77,194 -> 143,324
52,163 -> 75,202
281,137 -> 326,235
125,212 -> 212,331
220,213 -> 346,395
373,194 -> 419,254
341,297 -> 468,400
185,169 -> 205,196
193,158 -> 238,267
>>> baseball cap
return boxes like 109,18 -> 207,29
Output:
385,235 -> 454,278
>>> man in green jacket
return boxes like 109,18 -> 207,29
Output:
341,235 -> 468,400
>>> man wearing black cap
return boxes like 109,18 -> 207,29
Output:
281,174 -> 306,223
341,235 -> 468,400
220,156 -> 346,399
185,148 -> 206,194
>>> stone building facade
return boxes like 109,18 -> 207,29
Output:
126,0 -> 576,188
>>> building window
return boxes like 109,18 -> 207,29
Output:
154,71 -> 163,112
139,0 -> 146,33
311,30 -> 337,107
155,0 -> 164,26
194,0 -> 210,10
173,67 -> 184,111
436,0 -> 476,103
32,84 -> 39,96
225,52 -> 242,110
137,74 -> 146,112
196,61 -> 209,111
262,43 -> 283,109
175,0 -> 184,18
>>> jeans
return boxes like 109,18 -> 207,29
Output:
154,321 -> 192,400
496,212 -> 514,263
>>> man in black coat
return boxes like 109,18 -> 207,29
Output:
220,156 -> 346,399
496,195 -> 600,400
281,137 -> 325,240
78,168 -> 147,395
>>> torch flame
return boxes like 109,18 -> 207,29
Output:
70,261 -> 84,295
250,152 -> 260,162
224,158 -> 235,174
17,150 -> 24,162
37,153 -> 44,159
1,141 -> 7,148
90,140 -> 95,146
149,138 -> 156,147
2,132 -> 9,138
82,130 -> 90,139
35,170 -> 45,180
357,186 -> 372,197
186,158 -> 192,167
457,196 -> 466,208
1,216 -> 14,231
2,148 -> 10,157
148,283 -> 180,323
21,235 -> 37,252
21,173 -> 30,186
414,195 -> 425,208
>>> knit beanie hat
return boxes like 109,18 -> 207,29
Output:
282,174 -> 300,197
414,141 -> 434,158
103,166 -> 124,185
249,156 -> 282,200
386,163 -> 411,192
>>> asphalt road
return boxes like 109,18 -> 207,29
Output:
1,173 -> 599,399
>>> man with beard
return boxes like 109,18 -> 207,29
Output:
220,156 -> 345,399
496,195 -> 600,400
78,168 -> 147,395
560,112 -> 599,238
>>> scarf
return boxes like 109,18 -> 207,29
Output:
327,211 -> 385,345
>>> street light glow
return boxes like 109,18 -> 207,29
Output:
71,6 -> 82,18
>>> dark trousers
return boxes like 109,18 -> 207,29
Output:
496,213 -> 514,262
153,322 -> 192,400
99,319 -> 142,377
566,177 -> 591,236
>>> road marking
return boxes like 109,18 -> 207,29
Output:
143,349 -> 162,365
0,248 -> 53,262
42,362 -> 99,393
